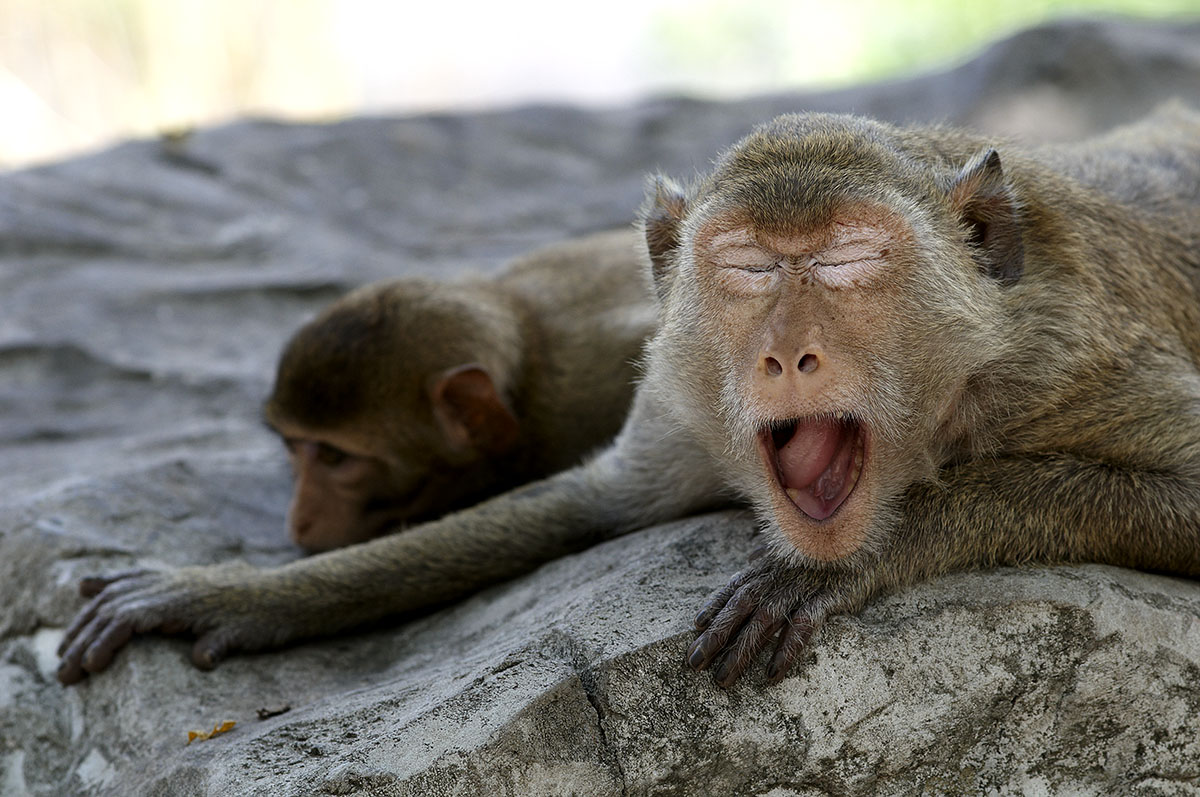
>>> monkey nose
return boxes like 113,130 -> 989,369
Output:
290,519 -> 311,543
762,352 -> 820,376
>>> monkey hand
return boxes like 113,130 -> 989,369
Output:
686,555 -> 869,687
56,563 -> 287,684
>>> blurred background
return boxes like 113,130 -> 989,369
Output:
1,0 -> 1196,169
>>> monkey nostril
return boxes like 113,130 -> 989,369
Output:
798,354 -> 819,373
764,356 -> 783,376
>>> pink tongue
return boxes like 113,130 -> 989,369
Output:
776,419 -> 844,490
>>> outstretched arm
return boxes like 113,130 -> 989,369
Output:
57,392 -> 727,683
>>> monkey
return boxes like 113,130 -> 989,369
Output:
264,229 -> 655,552
57,105 -> 1200,689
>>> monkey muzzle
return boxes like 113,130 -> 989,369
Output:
759,416 -> 865,521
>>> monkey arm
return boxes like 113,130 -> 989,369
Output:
57,393 -> 727,683
901,454 -> 1200,576
688,443 -> 1200,687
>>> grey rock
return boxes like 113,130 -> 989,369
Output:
2,18 -> 1200,796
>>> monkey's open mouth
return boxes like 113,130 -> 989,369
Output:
759,415 -> 865,521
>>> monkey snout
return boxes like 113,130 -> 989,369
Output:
755,349 -> 830,406
760,351 -> 821,377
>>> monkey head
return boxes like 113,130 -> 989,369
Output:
264,280 -> 523,552
641,113 -> 1023,565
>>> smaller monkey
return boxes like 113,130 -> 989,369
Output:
264,229 -> 655,551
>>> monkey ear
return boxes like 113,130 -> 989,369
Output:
429,364 -> 520,457
641,175 -> 689,300
948,148 -> 1024,285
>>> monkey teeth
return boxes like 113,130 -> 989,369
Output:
762,415 -> 865,522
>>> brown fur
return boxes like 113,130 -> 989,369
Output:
58,107 -> 1200,689
264,229 -> 655,551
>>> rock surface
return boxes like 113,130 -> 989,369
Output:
2,18 -> 1200,796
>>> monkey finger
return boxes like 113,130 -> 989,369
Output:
765,613 -> 818,683
160,618 -> 188,634
56,655 -> 86,685
56,613 -> 110,684
687,582 -> 764,670
79,569 -> 151,597
56,638 -> 87,685
80,619 -> 134,674
57,599 -> 102,656
711,613 -> 786,688
693,576 -> 743,631
686,624 -> 729,672
192,628 -> 237,671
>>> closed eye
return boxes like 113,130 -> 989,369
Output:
815,255 -> 883,268
315,443 -> 348,467
280,437 -> 350,468
720,245 -> 776,271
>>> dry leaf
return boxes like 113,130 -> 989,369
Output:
256,705 -> 291,720
186,720 -> 236,745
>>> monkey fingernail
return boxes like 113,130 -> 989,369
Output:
713,655 -> 739,687
56,661 -> 79,685
194,646 -> 221,670
79,578 -> 105,597
766,651 -> 790,682
687,640 -> 710,670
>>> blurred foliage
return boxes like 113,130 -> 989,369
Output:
0,0 -> 1195,167
647,0 -> 1200,90
0,0 -> 348,167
